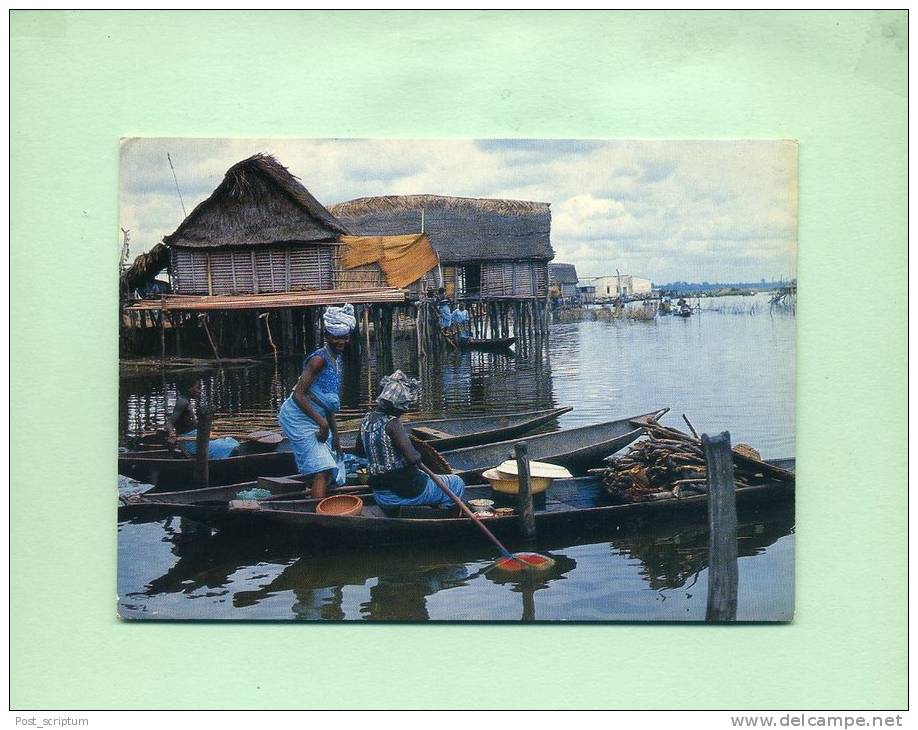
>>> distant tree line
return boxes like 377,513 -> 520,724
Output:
657,279 -> 794,295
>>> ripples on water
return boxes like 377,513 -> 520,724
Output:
118,294 -> 795,621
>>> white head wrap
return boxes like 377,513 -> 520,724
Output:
323,304 -> 356,337
377,370 -> 421,412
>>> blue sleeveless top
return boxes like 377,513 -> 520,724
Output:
302,346 -> 342,414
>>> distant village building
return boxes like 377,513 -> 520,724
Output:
592,274 -> 653,298
549,263 -> 579,299
576,284 -> 596,303
330,195 -> 554,301
163,154 -> 350,295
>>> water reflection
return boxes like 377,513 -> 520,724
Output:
607,505 -> 795,592
118,498 -> 792,621
122,337 -> 557,440
232,547 -> 475,621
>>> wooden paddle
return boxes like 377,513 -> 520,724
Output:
419,464 -> 549,572
410,436 -> 453,474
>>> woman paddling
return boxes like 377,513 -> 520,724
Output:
278,304 -> 356,499
359,370 -> 466,510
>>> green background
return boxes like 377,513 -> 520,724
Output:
10,10 -> 907,709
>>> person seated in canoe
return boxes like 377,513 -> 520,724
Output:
278,304 -> 356,499
359,370 -> 466,511
166,379 -> 240,459
450,303 -> 470,343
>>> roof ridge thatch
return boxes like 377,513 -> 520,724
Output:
329,194 -> 550,217
164,153 -> 349,248
330,194 -> 554,263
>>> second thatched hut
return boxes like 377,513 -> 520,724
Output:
329,194 -> 554,302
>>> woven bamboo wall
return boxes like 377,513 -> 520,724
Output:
171,245 -> 335,295
454,261 -> 548,298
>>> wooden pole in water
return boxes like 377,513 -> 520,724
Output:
385,305 -> 395,371
704,431 -> 738,622
159,310 -> 166,364
194,407 -> 213,488
259,312 -> 277,359
199,314 -> 221,362
174,313 -> 182,357
363,306 -> 372,401
514,442 -> 536,539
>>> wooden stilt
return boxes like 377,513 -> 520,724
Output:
199,314 -> 221,362
363,306 -> 372,401
259,312 -> 277,359
174,313 -> 182,357
159,310 -> 166,364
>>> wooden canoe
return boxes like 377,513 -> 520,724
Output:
439,410 -> 665,481
372,406 -> 572,451
119,457 -> 794,523
458,337 -> 516,351
118,406 -> 572,491
200,471 -> 795,548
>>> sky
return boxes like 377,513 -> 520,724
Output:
119,138 -> 797,284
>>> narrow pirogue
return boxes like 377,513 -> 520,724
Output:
435,409 -> 664,481
118,407 -> 572,491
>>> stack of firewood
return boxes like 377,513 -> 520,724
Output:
601,420 -> 787,504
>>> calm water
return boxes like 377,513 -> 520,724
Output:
118,293 -> 795,621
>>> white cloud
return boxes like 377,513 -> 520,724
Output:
119,138 -> 797,283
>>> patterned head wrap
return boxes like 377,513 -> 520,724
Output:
323,303 -> 356,337
377,370 -> 421,412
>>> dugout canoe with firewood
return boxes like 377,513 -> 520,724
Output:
435,409 -> 665,482
117,407 -> 572,491
153,461 -> 794,548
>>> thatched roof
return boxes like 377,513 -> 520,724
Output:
550,262 -> 578,284
121,242 -> 171,293
164,154 -> 349,248
328,194 -> 553,263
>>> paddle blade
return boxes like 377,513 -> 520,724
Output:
493,553 -> 556,573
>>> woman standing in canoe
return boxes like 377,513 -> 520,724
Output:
278,304 -> 356,499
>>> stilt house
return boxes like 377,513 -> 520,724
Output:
329,195 -> 554,301
163,154 -> 350,295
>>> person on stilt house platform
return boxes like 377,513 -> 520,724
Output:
436,287 -> 453,331
278,303 -> 356,499
451,303 -> 470,343
166,380 -> 240,459
357,370 -> 466,511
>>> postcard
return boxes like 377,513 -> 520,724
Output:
117,138 -> 797,622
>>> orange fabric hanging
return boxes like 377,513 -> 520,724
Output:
339,234 -> 439,289
339,236 -> 385,270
